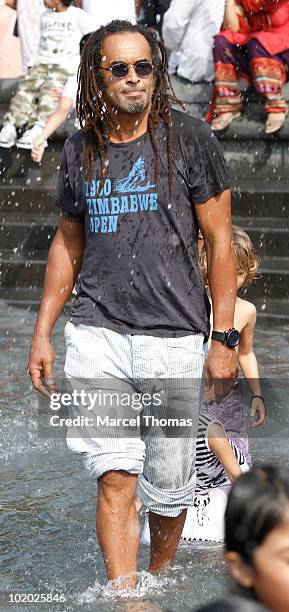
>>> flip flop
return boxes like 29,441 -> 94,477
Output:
264,112 -> 287,134
211,112 -> 241,132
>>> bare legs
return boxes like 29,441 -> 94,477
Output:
96,470 -> 140,588
96,470 -> 186,587
148,510 -> 187,572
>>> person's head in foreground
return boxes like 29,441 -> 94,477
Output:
225,465 -> 289,612
77,19 -> 181,189
199,225 -> 260,291
44,0 -> 73,9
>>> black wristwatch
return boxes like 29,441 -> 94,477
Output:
211,328 -> 240,348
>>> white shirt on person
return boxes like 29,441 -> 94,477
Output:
162,0 -> 225,83
37,6 -> 92,75
82,0 -> 136,27
17,0 -> 45,70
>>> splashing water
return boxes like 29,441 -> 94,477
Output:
1,303 -> 289,611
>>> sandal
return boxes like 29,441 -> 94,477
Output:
265,111 -> 287,134
211,112 -> 241,131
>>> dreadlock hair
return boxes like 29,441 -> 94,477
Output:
76,20 -> 184,194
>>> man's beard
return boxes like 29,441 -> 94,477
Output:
127,102 -> 146,113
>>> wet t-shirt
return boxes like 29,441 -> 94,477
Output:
55,110 -> 231,340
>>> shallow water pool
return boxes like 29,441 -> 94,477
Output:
1,303 -> 289,611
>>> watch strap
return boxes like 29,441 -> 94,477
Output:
211,330 -> 227,343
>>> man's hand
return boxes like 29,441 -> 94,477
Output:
28,335 -> 55,397
205,341 -> 238,400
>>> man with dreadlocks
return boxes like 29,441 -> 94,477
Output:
28,20 -> 238,588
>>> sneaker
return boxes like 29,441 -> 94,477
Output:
16,124 -> 47,150
0,123 -> 17,148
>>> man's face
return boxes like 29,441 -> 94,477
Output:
99,32 -> 154,116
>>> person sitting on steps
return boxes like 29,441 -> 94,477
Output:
207,0 -> 289,134
0,0 -> 91,149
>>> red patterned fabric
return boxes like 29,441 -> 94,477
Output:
221,0 -> 289,55
240,0 -> 277,13
250,56 -> 288,110
205,63 -> 245,121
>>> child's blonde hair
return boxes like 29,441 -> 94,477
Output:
200,225 -> 260,288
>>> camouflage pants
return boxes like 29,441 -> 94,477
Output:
4,64 -> 70,128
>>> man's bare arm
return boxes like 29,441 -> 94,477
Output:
196,189 -> 236,332
28,217 -> 85,393
195,189 -> 238,382
34,217 -> 85,337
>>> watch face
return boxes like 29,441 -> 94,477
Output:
227,329 -> 240,348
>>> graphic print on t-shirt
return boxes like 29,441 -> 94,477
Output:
86,156 -> 158,234
114,156 -> 155,193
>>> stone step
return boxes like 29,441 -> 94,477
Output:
2,141 -> 289,193
232,184 -> 289,218
0,286 -> 43,307
1,126 -> 289,194
233,216 -> 289,257
0,219 -> 57,250
0,287 -> 287,326
247,298 -> 289,326
0,254 -> 46,287
0,183 -> 289,220
0,184 -> 57,214
0,290 -> 72,313
1,215 -> 287,259
2,76 -> 289,184
244,256 -> 289,300
234,216 -> 288,229
171,76 -> 289,138
1,250 -> 288,302
0,144 -> 63,182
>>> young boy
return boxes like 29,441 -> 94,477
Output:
141,226 -> 266,544
0,0 -> 91,149
200,225 -> 265,463
31,32 -> 91,163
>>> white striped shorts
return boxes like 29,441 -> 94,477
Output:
64,322 -> 206,517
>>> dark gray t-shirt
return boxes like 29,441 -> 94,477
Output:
55,110 -> 231,340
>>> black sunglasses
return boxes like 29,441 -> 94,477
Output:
98,60 -> 154,79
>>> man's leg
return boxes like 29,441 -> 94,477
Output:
148,510 -> 187,572
135,333 -> 205,573
64,325 -> 146,587
96,470 -> 140,588
139,435 -> 197,573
